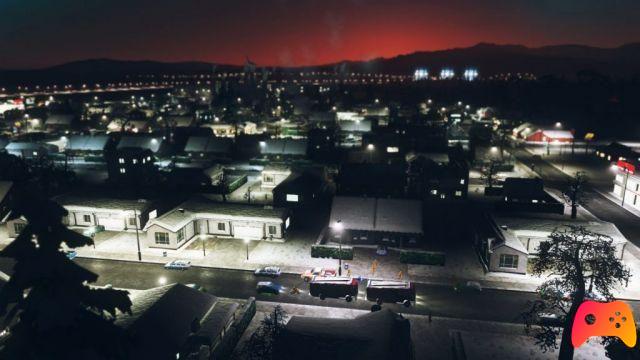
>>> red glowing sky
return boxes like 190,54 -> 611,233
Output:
1,0 -> 639,69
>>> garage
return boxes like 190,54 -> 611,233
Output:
233,222 -> 264,240
96,213 -> 125,231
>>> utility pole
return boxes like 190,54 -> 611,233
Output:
134,208 -> 142,261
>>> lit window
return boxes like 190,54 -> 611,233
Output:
440,194 -> 446,199
499,254 -> 519,269
118,158 -> 125,164
32,151 -> 38,156
132,159 -> 138,164
532,199 -> 539,203
455,191 -> 462,197
460,179 -> 465,185
120,168 -> 126,174
286,194 -> 299,202
386,146 -> 399,153
431,189 -> 438,195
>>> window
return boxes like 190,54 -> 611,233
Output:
499,254 -> 519,269
128,217 -> 137,226
268,225 -> 277,235
155,232 -> 169,245
132,159 -> 138,164
120,168 -> 126,174
459,179 -> 465,185
264,175 -> 274,183
118,158 -> 125,164
83,215 -> 91,223
14,222 -> 26,234
455,191 -> 462,197
430,189 -> 438,195
217,222 -> 226,231
386,146 -> 399,153
177,227 -> 185,242
286,194 -> 299,202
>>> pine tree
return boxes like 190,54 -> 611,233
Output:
0,191 -> 133,359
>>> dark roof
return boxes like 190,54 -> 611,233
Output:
502,177 -> 545,198
115,284 -> 237,359
184,136 -> 232,154
275,309 -> 412,360
117,135 -> 163,153
261,139 -> 308,156
329,196 -> 423,234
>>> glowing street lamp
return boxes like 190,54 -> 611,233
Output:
555,122 -> 562,128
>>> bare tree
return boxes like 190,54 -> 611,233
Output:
480,160 -> 502,189
563,171 -> 588,219
242,305 -> 287,360
522,226 -> 631,360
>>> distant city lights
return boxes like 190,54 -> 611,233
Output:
463,68 -> 479,81
439,68 -> 455,79
413,68 -> 429,81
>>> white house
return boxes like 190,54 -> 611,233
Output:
144,196 -> 289,250
484,212 -> 628,274
6,195 -> 155,237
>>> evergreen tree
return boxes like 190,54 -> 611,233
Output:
0,191 -> 133,359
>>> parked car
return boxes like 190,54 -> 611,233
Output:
164,260 -> 191,270
301,267 -> 337,282
455,281 -> 482,292
376,245 -> 388,256
538,312 -> 562,326
65,250 -> 77,260
256,281 -> 282,295
254,266 -> 282,277
186,283 -> 206,292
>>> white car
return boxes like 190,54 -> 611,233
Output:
164,260 -> 191,270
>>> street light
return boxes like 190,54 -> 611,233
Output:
555,122 -> 562,128
244,238 -> 250,260
332,220 -> 344,276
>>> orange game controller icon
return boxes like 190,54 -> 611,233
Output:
572,300 -> 637,348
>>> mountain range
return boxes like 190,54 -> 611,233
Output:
2,43 -> 640,86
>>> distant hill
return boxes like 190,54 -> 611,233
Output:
2,43 -> 640,86
305,43 -> 640,78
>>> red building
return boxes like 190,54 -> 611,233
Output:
525,129 -> 574,143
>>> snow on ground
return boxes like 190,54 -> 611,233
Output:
232,301 -> 608,360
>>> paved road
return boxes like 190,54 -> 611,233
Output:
512,147 -> 640,254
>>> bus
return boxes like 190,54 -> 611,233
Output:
309,276 -> 359,302
366,279 -> 416,307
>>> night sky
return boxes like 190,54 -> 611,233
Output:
2,0 -> 640,69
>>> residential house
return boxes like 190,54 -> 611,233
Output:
479,212 -> 628,274
183,135 -> 232,160
64,134 -> 112,160
5,141 -> 58,159
496,177 -> 564,214
144,196 -> 289,250
259,138 -> 308,160
327,196 -> 423,247
274,309 -> 412,360
115,283 -> 254,360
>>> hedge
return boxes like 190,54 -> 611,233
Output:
311,245 -> 354,260
399,250 -> 446,266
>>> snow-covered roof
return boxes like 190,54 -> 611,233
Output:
277,309 -> 412,360
117,135 -> 163,153
329,196 -> 423,234
338,119 -> 372,132
541,130 -> 574,139
115,284 -> 239,359
45,114 -> 73,125
53,194 -> 152,213
147,196 -> 287,232
67,135 -> 110,151
261,139 -> 307,156
492,213 -> 627,245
